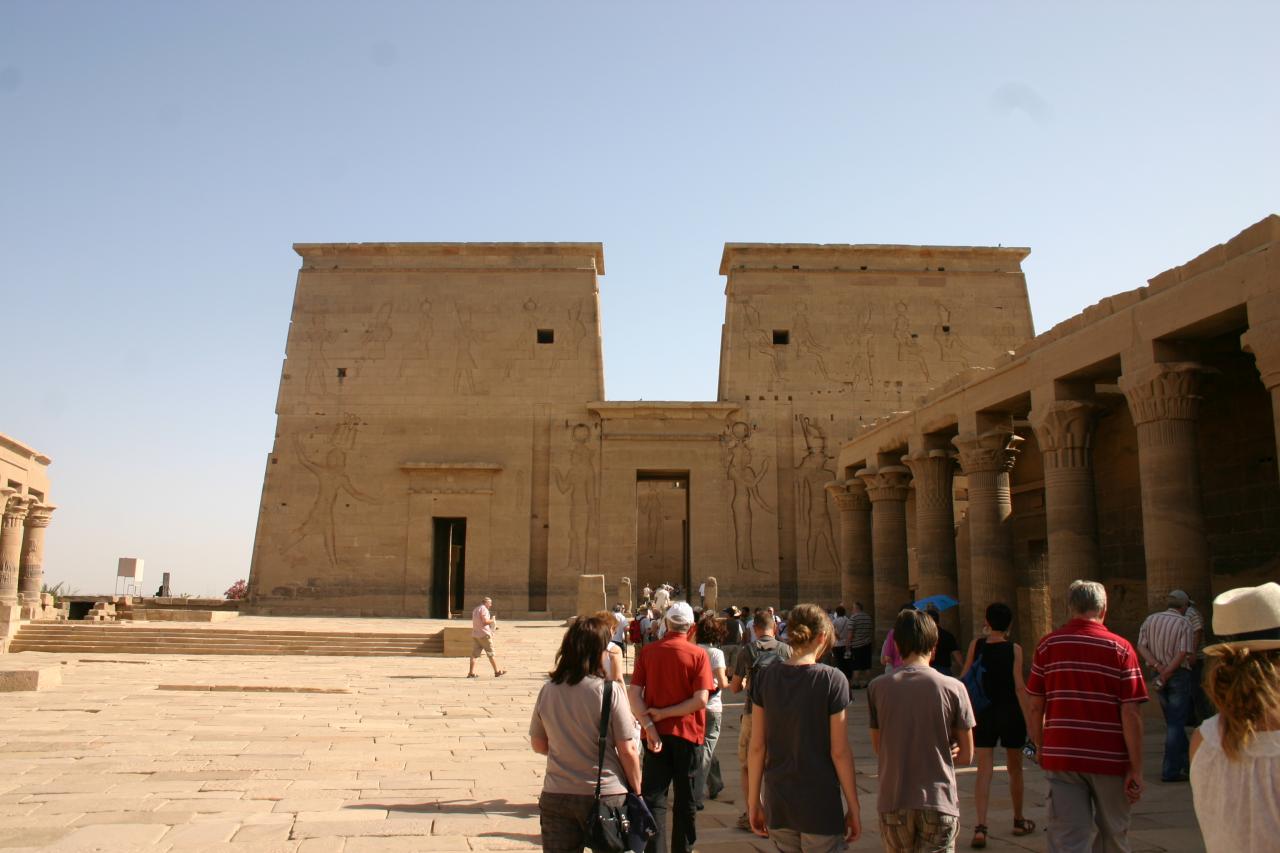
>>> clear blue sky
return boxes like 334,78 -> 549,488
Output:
3,2 -> 1277,597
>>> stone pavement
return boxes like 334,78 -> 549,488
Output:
0,619 -> 1204,852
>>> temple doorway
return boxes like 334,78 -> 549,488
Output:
636,472 -> 690,594
431,517 -> 466,618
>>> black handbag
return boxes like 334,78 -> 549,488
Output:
584,680 -> 630,853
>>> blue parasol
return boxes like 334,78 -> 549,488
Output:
913,594 -> 959,612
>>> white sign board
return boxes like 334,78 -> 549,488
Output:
117,557 -> 145,582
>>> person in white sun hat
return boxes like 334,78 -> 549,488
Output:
1189,582 -> 1280,853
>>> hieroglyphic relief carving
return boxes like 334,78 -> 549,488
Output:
733,294 -> 781,383
846,304 -> 876,389
300,313 -> 338,397
506,297 -> 539,378
795,415 -> 839,573
893,301 -> 931,382
552,300 -> 589,371
453,304 -> 488,395
397,296 -> 433,377
555,423 -> 597,572
638,482 -> 665,567
722,420 -> 773,573
793,301 -> 832,380
282,432 -> 377,570
932,302 -> 973,367
361,302 -> 394,357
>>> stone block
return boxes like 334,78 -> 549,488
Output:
0,665 -> 61,691
576,574 -> 606,617
440,627 -> 472,658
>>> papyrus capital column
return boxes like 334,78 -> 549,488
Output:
902,450 -> 958,612
826,479 -> 873,614
19,504 -> 56,610
1243,319 -> 1280,481
1,493 -> 34,608
856,466 -> 912,655
1031,401 -> 1101,626
1119,362 -> 1213,613
953,430 -> 1021,632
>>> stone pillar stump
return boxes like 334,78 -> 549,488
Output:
576,574 -> 607,617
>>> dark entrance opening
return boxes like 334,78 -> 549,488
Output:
431,517 -> 467,618
636,471 -> 691,594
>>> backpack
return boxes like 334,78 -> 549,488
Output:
745,641 -> 783,710
628,618 -> 644,644
961,639 -> 992,714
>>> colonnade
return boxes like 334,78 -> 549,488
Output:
827,322 -> 1280,649
0,490 -> 56,615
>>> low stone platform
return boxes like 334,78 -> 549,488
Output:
0,664 -> 61,692
0,619 -> 1204,851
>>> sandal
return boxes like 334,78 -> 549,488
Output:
466,673 -> 478,678
1013,818 -> 1036,836
495,670 -> 507,677
971,824 -> 988,849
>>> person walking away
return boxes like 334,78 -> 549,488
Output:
958,602 -> 1033,848
1026,580 -> 1147,853
530,615 -> 643,852
830,605 -> 854,684
868,608 -> 975,852
927,608 -> 962,676
879,604 -> 915,675
848,602 -> 874,688
1137,590 -> 1196,782
1189,582 -> 1280,853
595,610 -> 626,684
612,603 -> 630,665
628,601 -> 713,853
748,603 -> 862,850
693,612 -> 730,808
731,610 -> 793,831
468,596 -> 506,678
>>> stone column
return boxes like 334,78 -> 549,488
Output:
825,479 -> 873,612
954,430 -> 1022,633
18,505 -> 55,613
1242,321 -> 1280,482
1,493 -> 33,608
856,466 -> 912,654
1031,401 -> 1101,627
902,450 -> 958,608
1119,362 -> 1213,614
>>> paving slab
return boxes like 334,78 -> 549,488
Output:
0,619 -> 1207,851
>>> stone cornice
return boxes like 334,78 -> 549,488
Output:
1119,362 -> 1213,426
855,466 -> 912,503
953,430 -> 1022,475
588,402 -> 740,422
825,479 -> 872,512
294,242 -> 605,274
1031,401 -> 1101,471
720,243 -> 1030,275
0,433 -> 51,466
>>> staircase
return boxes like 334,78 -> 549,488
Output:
9,623 -> 444,657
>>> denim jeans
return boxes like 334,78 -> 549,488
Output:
1156,668 -> 1192,780
692,709 -> 722,807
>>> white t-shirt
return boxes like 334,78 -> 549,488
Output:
602,641 -> 624,680
699,643 -> 726,712
1191,714 -> 1280,853
612,611 -> 628,643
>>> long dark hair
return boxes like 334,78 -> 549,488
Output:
695,612 -> 726,645
549,616 -> 612,685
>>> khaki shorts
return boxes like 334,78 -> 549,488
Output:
471,636 -> 494,658
738,709 -> 752,768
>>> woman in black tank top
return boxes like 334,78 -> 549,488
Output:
958,602 -> 1034,848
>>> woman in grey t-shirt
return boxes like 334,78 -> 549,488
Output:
747,604 -> 862,850
530,615 -> 642,851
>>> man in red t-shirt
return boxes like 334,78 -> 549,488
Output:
1026,580 -> 1148,853
629,601 -> 713,853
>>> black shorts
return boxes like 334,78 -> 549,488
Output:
850,644 -> 872,670
974,701 -> 1027,749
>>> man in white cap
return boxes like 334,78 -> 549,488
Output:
1137,589 -> 1196,782
628,601 -> 713,853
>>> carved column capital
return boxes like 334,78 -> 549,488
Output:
1031,400 -> 1101,471
953,430 -> 1022,475
902,450 -> 956,511
855,466 -> 912,503
2,494 -> 32,527
1242,323 -> 1280,391
24,504 -> 56,529
825,479 -> 871,512
1119,362 -> 1214,425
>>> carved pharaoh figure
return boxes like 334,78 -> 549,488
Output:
793,301 -> 832,380
300,313 -> 338,397
892,301 -> 931,382
555,423 -> 597,573
722,420 -> 773,573
282,434 -> 377,570
795,415 -> 840,574
736,295 -> 782,383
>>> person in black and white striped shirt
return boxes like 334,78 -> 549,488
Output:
1137,590 -> 1196,782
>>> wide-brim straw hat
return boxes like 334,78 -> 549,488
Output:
1204,582 -> 1280,655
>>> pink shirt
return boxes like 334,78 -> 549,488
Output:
472,604 -> 493,638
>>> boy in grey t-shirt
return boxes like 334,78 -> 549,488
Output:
868,609 -> 975,852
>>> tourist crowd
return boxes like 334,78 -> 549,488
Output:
520,578 -> 1280,853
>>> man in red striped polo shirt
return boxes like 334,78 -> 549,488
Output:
1026,580 -> 1148,853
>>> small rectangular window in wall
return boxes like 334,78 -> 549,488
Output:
537,329 -> 555,344
772,330 -> 790,345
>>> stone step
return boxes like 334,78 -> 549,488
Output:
17,626 -> 443,641
7,642 -> 440,657
10,624 -> 444,658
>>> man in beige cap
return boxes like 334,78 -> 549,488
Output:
1137,590 -> 1196,782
